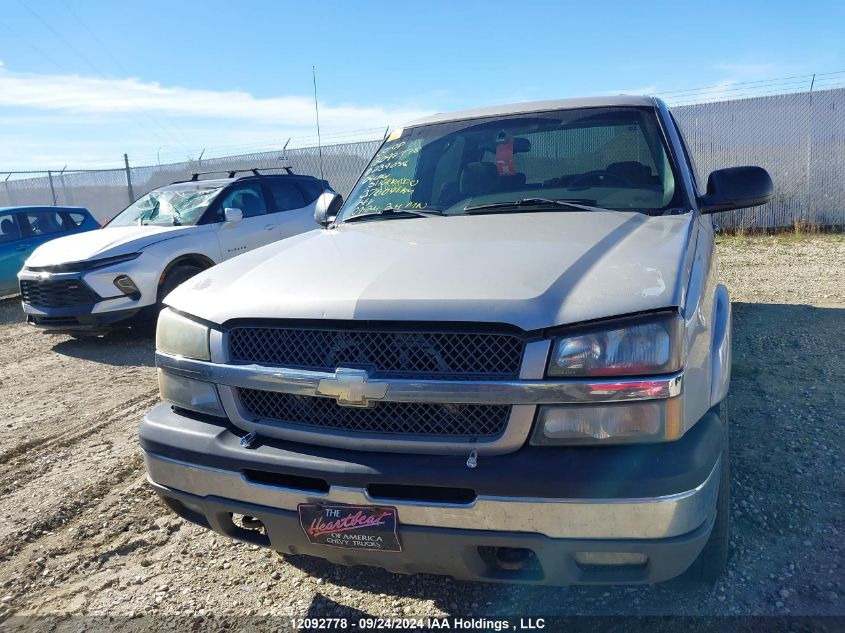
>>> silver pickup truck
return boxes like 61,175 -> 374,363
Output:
140,96 -> 773,585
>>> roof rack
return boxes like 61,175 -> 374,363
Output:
189,166 -> 294,181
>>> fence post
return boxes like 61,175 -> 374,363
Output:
124,153 -> 135,204
47,170 -> 57,205
3,174 -> 14,206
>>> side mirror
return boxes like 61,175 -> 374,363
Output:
314,192 -> 342,226
224,207 -> 243,223
698,166 -> 774,214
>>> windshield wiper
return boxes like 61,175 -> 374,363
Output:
343,208 -> 445,223
463,198 -> 612,215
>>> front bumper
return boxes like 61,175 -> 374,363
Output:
152,480 -> 713,585
25,305 -> 150,332
18,270 -> 155,333
141,404 -> 724,585
18,267 -> 155,332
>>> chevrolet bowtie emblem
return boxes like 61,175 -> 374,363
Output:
316,367 -> 389,408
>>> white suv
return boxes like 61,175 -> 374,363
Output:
18,170 -> 340,334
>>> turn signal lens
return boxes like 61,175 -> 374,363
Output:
531,398 -> 683,445
158,369 -> 224,417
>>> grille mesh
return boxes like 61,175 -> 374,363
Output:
20,279 -> 99,308
238,389 -> 510,438
228,327 -> 525,380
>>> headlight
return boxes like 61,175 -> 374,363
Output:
156,308 -> 210,360
531,398 -> 683,445
547,314 -> 683,377
158,369 -> 224,417
113,274 -> 141,299
25,252 -> 141,273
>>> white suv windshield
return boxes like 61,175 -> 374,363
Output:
340,107 -> 681,220
108,185 -> 224,227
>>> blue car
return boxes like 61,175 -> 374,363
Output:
0,206 -> 99,295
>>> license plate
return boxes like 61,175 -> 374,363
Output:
297,503 -> 402,552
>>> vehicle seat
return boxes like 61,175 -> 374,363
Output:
240,194 -> 264,217
460,162 -> 498,198
0,218 -> 20,240
607,161 -> 654,185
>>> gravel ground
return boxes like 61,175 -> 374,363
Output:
0,234 -> 842,630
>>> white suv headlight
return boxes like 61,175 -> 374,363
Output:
156,308 -> 210,361
547,314 -> 683,377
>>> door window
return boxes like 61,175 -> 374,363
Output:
219,185 -> 267,218
22,211 -> 70,236
66,212 -> 89,227
0,213 -> 21,243
267,182 -> 307,212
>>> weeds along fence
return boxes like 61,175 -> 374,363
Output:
1,88 -> 843,229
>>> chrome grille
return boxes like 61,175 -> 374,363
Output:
238,389 -> 510,438
20,279 -> 99,308
228,326 -> 525,380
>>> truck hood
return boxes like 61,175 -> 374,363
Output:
167,212 -> 695,332
25,225 -> 198,267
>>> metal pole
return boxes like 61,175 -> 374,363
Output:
124,153 -> 135,204
313,65 -> 324,180
47,170 -> 57,205
3,173 -> 14,206
804,74 -> 816,227
59,165 -> 71,205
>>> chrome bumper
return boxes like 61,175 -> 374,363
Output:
143,450 -> 719,540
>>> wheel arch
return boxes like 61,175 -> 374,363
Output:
158,253 -> 216,287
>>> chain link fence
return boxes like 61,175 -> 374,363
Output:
1,88 -> 843,229
672,87 -> 845,229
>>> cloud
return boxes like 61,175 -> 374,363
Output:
0,63 -> 437,168
0,65 -> 431,131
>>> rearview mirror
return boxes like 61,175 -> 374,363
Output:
224,207 -> 243,223
698,166 -> 774,214
314,192 -> 342,226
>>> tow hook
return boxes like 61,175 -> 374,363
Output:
466,448 -> 478,469
240,431 -> 258,448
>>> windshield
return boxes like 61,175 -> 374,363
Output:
339,107 -> 682,221
107,185 -> 224,227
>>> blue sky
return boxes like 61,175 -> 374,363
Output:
1,0 -> 844,169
